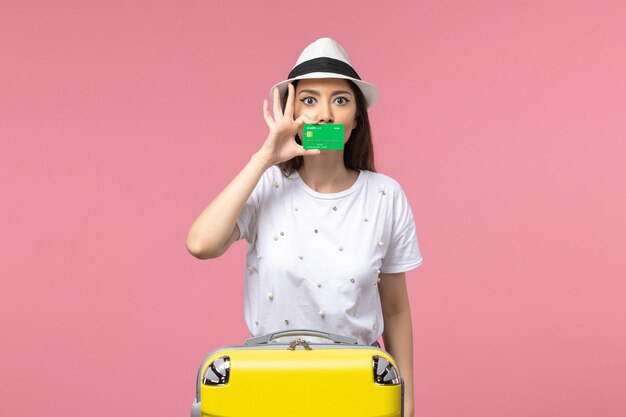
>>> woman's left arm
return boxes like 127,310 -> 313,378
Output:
378,272 -> 415,417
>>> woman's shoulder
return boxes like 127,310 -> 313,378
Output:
362,170 -> 405,192
265,164 -> 297,178
265,165 -> 300,184
255,165 -> 288,183
254,165 -> 298,193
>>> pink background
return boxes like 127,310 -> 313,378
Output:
1,0 -> 625,416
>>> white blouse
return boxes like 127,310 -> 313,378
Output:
236,165 -> 423,345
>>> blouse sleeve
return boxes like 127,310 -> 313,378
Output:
235,168 -> 269,243
379,183 -> 423,274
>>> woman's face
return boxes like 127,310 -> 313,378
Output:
293,78 -> 358,144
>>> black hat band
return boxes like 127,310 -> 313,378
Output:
288,57 -> 361,80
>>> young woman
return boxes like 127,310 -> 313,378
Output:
186,38 -> 422,416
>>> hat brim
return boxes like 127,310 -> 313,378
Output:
269,72 -> 379,109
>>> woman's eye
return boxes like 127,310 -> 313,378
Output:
300,97 -> 350,105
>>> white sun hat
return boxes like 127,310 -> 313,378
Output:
269,37 -> 380,109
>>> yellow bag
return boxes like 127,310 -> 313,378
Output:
191,329 -> 404,417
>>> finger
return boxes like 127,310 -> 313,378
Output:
272,86 -> 281,120
263,99 -> 274,128
284,83 -> 294,119
299,147 -> 322,156
294,113 -> 317,127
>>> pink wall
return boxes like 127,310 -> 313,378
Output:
1,1 -> 625,416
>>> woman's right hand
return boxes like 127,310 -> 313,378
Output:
257,83 -> 321,166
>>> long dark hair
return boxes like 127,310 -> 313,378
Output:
277,78 -> 376,177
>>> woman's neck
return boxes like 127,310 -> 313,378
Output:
298,151 -> 359,193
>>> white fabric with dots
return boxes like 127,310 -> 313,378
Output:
236,165 -> 423,346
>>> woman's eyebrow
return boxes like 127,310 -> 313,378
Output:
298,89 -> 353,96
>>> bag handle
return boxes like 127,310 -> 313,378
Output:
244,328 -> 358,346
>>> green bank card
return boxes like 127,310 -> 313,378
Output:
303,124 -> 344,150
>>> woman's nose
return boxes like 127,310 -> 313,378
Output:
316,101 -> 333,123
